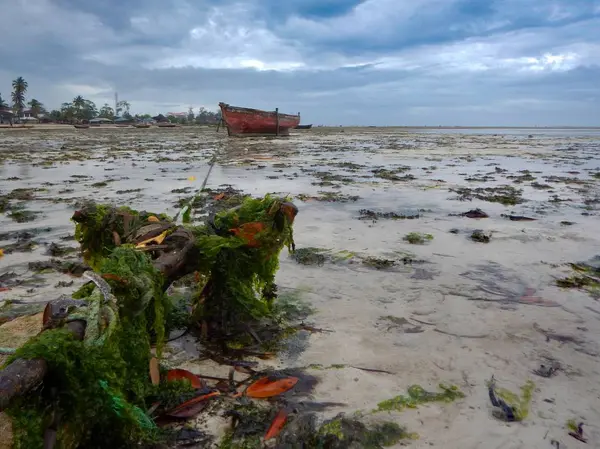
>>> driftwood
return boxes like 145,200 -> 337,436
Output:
0,320 -> 86,410
0,226 -> 197,412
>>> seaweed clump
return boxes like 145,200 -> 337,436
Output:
470,230 -> 491,243
192,195 -> 298,335
71,203 -> 170,271
488,379 -> 535,421
221,409 -> 416,449
4,247 -> 171,449
3,194 -> 300,448
450,185 -> 525,205
403,232 -> 434,245
556,259 -> 600,298
375,384 -> 465,413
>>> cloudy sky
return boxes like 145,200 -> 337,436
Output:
0,0 -> 598,125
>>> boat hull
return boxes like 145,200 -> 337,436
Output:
295,124 -> 312,130
219,103 -> 300,137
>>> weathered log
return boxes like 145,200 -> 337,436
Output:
153,227 -> 200,286
0,320 -> 86,411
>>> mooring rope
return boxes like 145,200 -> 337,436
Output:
173,147 -> 221,223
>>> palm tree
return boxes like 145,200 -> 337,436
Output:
0,93 -> 7,108
116,100 -> 130,117
72,96 -> 86,121
11,77 -> 28,117
61,102 -> 76,123
99,103 -> 115,120
27,99 -> 44,118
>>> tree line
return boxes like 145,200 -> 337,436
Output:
1,77 -> 221,125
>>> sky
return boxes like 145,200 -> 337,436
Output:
0,0 -> 599,126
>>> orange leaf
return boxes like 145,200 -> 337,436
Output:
280,202 -> 298,224
214,193 -> 225,200
265,409 -> 288,441
102,273 -> 129,284
150,357 -> 160,386
147,215 -> 160,223
42,302 -> 52,325
166,391 -> 220,418
229,222 -> 266,248
166,369 -> 205,389
245,376 -> 298,399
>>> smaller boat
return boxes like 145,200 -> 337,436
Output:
134,123 -> 151,128
157,122 -> 178,128
295,124 -> 312,130
74,124 -> 90,129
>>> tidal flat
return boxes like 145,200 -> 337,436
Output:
1,125 -> 600,448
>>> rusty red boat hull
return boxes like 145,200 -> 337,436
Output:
219,102 -> 300,137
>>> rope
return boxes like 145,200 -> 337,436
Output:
173,148 -> 220,223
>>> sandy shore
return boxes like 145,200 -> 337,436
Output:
1,127 -> 599,448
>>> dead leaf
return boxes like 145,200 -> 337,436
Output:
149,357 -> 160,386
166,391 -> 220,418
245,376 -> 298,399
166,369 -> 204,389
101,273 -> 129,285
147,216 -> 160,223
214,193 -> 226,200
188,176 -> 196,181
42,303 -> 52,326
0,249 -> 4,258
229,222 -> 266,248
264,409 -> 288,440
136,230 -> 168,248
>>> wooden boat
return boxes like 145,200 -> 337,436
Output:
218,102 -> 300,137
134,123 -> 151,128
295,124 -> 312,130
73,124 -> 90,129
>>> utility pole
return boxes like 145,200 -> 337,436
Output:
114,92 -> 118,116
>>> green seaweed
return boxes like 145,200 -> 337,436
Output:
191,195 -> 296,334
375,384 -> 465,412
291,247 -> 328,265
8,209 -> 41,223
362,257 -> 396,269
220,411 -> 416,449
556,261 -> 600,298
313,415 -> 416,448
5,247 -> 174,449
492,380 -> 535,421
450,185 -> 524,205
403,232 -> 434,245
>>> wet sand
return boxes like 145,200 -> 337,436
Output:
1,126 -> 600,448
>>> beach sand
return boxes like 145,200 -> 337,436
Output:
0,126 -> 599,448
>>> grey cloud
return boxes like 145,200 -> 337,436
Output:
0,0 -> 598,126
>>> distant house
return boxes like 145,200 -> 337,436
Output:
0,107 -> 13,124
20,108 -> 36,119
0,107 -> 40,123
90,117 -> 113,125
114,116 -> 134,124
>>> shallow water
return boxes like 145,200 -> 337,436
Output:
1,126 -> 600,447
